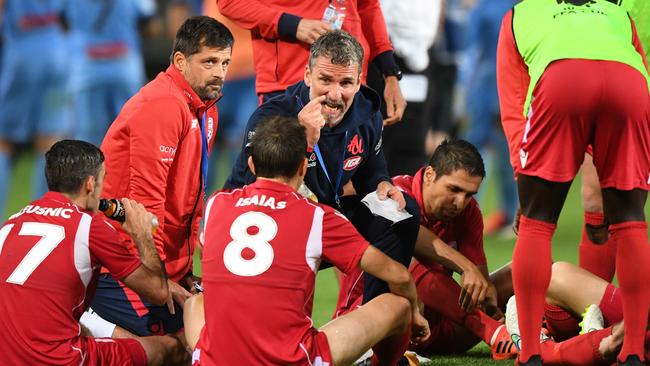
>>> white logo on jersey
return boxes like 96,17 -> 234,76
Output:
9,205 -> 73,220
235,195 -> 287,210
191,119 -> 199,129
520,149 -> 528,169
207,117 -> 214,141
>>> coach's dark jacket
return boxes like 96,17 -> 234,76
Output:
224,80 -> 391,208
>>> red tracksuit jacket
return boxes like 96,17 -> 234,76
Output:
217,0 -> 394,94
101,65 -> 218,282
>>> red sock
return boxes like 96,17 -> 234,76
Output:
599,283 -> 623,325
612,221 -> 650,362
417,267 -> 501,344
578,211 -> 616,282
372,325 -> 410,366
539,327 -> 612,366
513,215 -> 554,362
543,303 -> 580,341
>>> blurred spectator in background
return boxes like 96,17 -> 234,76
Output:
0,0 -> 71,220
66,0 -> 158,147
216,0 -> 407,126
204,1 -> 257,192
461,0 -> 518,236
367,0 -> 443,176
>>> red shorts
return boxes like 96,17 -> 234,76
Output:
192,328 -> 332,365
333,266 -> 364,318
83,337 -> 147,366
507,59 -> 650,190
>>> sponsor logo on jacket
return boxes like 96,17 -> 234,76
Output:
343,156 -> 362,171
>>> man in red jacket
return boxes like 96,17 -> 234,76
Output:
89,16 -> 234,337
217,0 -> 407,125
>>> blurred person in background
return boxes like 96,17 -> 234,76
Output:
461,0 -> 518,236
0,0 -> 71,220
216,0 -> 407,126
65,0 -> 159,147
366,0 -> 443,176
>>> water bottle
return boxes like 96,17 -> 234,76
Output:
99,198 -> 159,231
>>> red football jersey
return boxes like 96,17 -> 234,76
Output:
198,179 -> 369,365
393,168 -> 486,267
0,192 -> 141,365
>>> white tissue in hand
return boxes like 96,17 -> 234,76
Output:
360,191 -> 413,223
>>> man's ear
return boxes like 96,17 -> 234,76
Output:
84,176 -> 95,195
172,51 -> 187,72
424,166 -> 436,184
304,65 -> 311,87
247,156 -> 256,176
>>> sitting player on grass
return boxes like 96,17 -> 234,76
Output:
339,140 -> 518,362
183,116 -> 430,366
0,140 -> 188,366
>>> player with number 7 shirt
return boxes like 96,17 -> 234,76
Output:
0,140 -> 188,366
185,116 -> 430,366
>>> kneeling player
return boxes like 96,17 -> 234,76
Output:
337,140 -> 517,361
0,140 -> 188,365
185,116 -> 430,366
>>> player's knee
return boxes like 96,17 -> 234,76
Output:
379,294 -> 411,334
548,262 -> 573,297
141,334 -> 190,366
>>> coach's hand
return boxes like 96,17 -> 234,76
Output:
120,198 -> 154,240
296,19 -> 332,45
166,279 -> 192,315
411,311 -> 430,345
298,95 -> 327,148
459,263 -> 488,313
377,181 -> 406,210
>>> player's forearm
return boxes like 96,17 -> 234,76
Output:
414,226 -> 473,274
386,270 -> 420,315
132,232 -> 167,281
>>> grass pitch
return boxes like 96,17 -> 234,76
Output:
5,151 -> 649,366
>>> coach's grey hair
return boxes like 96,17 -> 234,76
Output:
308,30 -> 364,73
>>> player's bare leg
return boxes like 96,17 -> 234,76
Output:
320,293 -> 412,366
183,293 -> 204,350
601,188 -> 649,365
546,262 -> 609,317
578,154 -> 614,282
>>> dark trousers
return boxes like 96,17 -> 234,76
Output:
339,193 -> 420,302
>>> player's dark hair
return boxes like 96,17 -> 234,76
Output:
171,16 -> 234,62
428,139 -> 485,180
309,30 -> 364,74
45,140 -> 105,194
250,116 -> 307,180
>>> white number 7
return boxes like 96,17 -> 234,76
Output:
0,222 -> 66,285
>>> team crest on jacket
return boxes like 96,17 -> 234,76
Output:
343,156 -> 362,171
347,134 -> 364,155
307,152 -> 317,168
207,117 -> 214,141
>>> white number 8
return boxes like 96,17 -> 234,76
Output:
223,211 -> 277,276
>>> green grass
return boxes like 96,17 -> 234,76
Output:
6,151 -> 649,365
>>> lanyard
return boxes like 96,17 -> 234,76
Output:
200,111 -> 209,193
314,130 -> 348,205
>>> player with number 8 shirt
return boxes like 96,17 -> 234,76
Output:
187,116 -> 429,365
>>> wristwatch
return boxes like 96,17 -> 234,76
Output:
383,66 -> 403,81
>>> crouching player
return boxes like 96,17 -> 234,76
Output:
0,140 -> 188,365
339,139 -> 517,361
504,261 -> 650,365
184,116 -> 430,366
